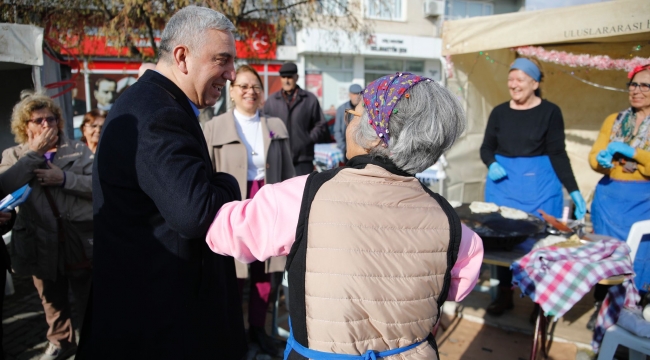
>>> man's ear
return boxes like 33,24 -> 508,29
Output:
173,45 -> 190,74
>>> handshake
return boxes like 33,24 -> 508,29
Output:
596,142 -> 636,169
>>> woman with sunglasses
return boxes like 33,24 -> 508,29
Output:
79,109 -> 107,153
206,73 -> 483,359
203,64 -> 294,356
587,64 -> 650,324
0,91 -> 94,360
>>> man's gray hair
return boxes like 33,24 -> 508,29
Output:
353,80 -> 466,174
159,6 -> 236,62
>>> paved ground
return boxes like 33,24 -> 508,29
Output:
4,267 -> 617,360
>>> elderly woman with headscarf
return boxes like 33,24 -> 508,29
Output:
479,57 -> 586,317
0,91 -> 93,360
585,64 -> 650,329
206,73 -> 484,359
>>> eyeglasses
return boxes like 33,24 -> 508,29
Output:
232,84 -> 262,93
344,109 -> 362,125
628,81 -> 650,93
85,124 -> 103,130
28,116 -> 58,126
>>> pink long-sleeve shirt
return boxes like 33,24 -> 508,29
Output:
207,175 -> 484,302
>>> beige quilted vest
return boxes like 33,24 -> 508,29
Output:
294,164 -> 454,359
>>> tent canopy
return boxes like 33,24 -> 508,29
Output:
0,24 -> 44,66
443,0 -> 650,56
440,0 -> 650,205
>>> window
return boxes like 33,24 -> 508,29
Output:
364,58 -> 425,85
316,0 -> 348,16
366,0 -> 403,20
445,0 -> 494,19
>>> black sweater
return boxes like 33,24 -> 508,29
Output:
480,100 -> 579,193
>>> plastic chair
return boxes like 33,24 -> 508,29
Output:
596,219 -> 650,360
596,325 -> 650,360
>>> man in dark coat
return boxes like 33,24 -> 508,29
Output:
263,62 -> 329,176
78,6 -> 247,359
333,83 -> 363,157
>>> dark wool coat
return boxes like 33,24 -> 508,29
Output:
263,86 -> 329,164
78,70 -> 247,359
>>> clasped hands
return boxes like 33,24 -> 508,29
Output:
596,142 -> 636,169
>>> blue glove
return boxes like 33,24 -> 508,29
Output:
487,162 -> 507,181
570,190 -> 586,220
596,150 -> 613,168
606,142 -> 636,159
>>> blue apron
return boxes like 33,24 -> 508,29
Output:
591,176 -> 650,293
485,155 -> 563,219
284,320 -> 427,360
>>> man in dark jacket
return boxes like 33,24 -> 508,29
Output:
333,84 -> 363,156
263,62 -> 329,176
78,6 -> 247,359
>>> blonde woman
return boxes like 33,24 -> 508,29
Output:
0,91 -> 93,360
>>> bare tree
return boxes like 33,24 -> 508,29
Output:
1,0 -> 372,60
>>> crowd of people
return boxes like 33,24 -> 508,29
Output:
0,4 -> 647,360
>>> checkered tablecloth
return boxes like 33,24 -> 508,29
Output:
314,143 -> 345,170
511,238 -> 635,320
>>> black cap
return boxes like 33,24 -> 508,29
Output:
279,62 -> 298,76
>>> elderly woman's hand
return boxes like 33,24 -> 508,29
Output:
596,150 -> 614,168
33,161 -> 65,187
27,128 -> 58,156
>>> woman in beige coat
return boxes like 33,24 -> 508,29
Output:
203,65 -> 294,356
0,91 -> 93,360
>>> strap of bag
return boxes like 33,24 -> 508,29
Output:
42,187 -> 65,244
42,187 -> 92,271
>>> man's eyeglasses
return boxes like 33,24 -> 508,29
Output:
232,84 -> 262,93
344,109 -> 362,125
28,116 -> 58,126
628,81 -> 650,93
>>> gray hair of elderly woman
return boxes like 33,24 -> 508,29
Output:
353,80 -> 466,174
159,6 -> 236,63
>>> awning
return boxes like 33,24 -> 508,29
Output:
442,0 -> 650,55
0,23 -> 44,66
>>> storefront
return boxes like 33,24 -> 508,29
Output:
293,28 -> 443,112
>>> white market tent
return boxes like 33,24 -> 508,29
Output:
0,23 -> 73,152
441,0 -> 650,207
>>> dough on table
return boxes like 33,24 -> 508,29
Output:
469,201 -> 499,214
499,206 -> 528,220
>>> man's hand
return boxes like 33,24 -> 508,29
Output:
27,128 -> 58,156
34,161 -> 65,187
0,211 -> 11,226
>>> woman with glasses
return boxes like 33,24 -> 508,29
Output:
203,64 -> 294,356
206,73 -> 483,359
80,109 -> 106,153
587,64 -> 650,321
0,91 -> 94,360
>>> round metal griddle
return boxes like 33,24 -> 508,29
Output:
454,204 -> 546,250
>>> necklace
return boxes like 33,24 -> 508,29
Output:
251,121 -> 260,156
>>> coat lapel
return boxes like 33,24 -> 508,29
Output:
261,115 -> 271,159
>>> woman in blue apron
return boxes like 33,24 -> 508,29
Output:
586,64 -> 650,329
479,58 -> 586,317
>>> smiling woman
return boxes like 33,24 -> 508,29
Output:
479,57 -> 586,318
202,64 -> 294,356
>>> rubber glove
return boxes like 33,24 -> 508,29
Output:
606,142 -> 636,159
487,162 -> 507,181
596,150 -> 614,168
570,190 -> 586,220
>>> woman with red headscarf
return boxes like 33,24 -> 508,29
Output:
586,64 -> 650,328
